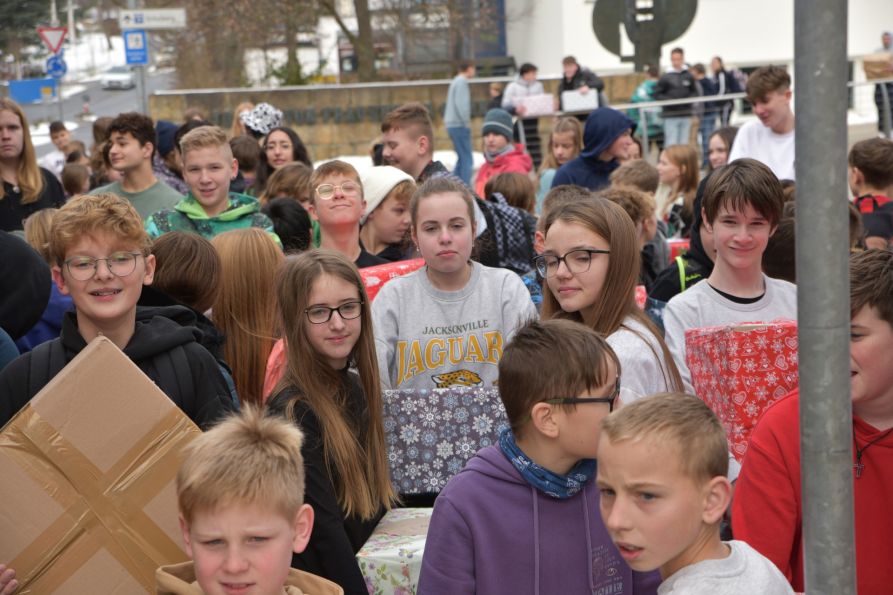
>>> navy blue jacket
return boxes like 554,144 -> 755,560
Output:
551,108 -> 636,191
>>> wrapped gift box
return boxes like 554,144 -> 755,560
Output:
383,387 -> 508,495
360,258 -> 425,301
685,321 -> 798,461
357,508 -> 433,595
667,238 -> 690,263
0,336 -> 199,593
561,89 -> 599,113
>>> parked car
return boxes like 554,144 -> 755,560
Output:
100,66 -> 135,90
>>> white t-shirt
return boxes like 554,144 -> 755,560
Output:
658,540 -> 794,594
663,275 -> 797,393
39,150 -> 66,179
608,315 -> 675,403
727,119 -> 796,181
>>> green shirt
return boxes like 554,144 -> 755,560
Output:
145,192 -> 281,246
90,180 -> 183,220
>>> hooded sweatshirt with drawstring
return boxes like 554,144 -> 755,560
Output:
417,445 -> 660,595
145,192 -> 280,244
552,107 -> 636,192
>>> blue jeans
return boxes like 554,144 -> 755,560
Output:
663,116 -> 692,147
698,114 -> 717,167
448,126 -> 473,185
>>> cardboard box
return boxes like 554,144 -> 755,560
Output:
685,321 -> 798,461
357,508 -> 432,595
0,336 -> 200,593
863,52 -> 893,80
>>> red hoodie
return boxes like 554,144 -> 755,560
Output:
475,143 -> 533,197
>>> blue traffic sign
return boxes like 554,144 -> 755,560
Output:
46,55 -> 67,79
124,29 -> 149,65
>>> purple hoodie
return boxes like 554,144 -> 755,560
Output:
418,445 -> 660,595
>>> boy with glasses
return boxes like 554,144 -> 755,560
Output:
308,160 -> 387,268
0,193 -> 234,429
419,319 -> 660,595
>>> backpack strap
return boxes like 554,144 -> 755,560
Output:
27,339 -> 67,397
154,345 -> 195,405
676,256 -> 687,292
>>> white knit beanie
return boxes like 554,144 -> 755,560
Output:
360,166 -> 414,224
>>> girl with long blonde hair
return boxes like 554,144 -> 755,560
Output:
655,144 -> 700,237
267,249 -> 395,592
211,228 -> 283,405
0,98 -> 66,232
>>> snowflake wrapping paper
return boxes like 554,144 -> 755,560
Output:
357,508 -> 433,595
382,387 -> 508,495
359,258 -> 425,301
685,320 -> 799,461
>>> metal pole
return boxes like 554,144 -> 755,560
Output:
638,106 -> 650,163
882,84 -> 892,139
794,1 -> 856,594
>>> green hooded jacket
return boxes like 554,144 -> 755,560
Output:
145,192 -> 281,246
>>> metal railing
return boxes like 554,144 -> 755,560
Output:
514,75 -> 893,157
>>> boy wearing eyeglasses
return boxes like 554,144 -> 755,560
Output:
418,319 -> 660,595
662,158 -> 796,392
0,193 -> 234,429
308,160 -> 387,268
145,125 -> 280,244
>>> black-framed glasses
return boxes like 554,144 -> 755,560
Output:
63,252 -> 143,281
543,377 -> 622,413
533,248 -> 610,278
304,301 -> 364,324
315,181 -> 361,200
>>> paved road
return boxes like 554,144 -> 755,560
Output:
24,69 -> 176,158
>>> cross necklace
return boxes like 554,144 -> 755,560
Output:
853,427 -> 893,478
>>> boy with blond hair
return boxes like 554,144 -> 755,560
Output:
145,125 -> 278,242
156,406 -> 342,594
597,393 -> 793,594
663,158 -> 796,391
419,319 -> 660,594
0,193 -> 234,429
733,249 -> 893,593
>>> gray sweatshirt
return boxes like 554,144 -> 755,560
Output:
658,540 -> 794,594
663,275 -> 797,392
372,262 -> 537,390
444,74 -> 471,128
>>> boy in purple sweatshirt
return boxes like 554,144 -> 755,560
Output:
418,319 -> 660,594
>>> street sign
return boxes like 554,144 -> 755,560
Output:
124,29 -> 149,65
37,26 -> 68,54
119,9 -> 186,30
8,78 -> 56,104
46,55 -> 67,79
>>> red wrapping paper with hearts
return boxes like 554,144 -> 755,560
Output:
685,321 -> 799,461
359,258 -> 425,301
667,238 -> 690,263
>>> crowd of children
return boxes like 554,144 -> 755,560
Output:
0,61 -> 891,594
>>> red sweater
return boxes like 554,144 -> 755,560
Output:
475,143 -> 533,197
732,391 -> 893,593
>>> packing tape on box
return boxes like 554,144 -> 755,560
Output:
2,406 -> 194,592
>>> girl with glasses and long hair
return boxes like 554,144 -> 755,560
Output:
0,98 -> 66,232
267,249 -> 395,594
372,176 -> 537,390
538,197 -> 682,402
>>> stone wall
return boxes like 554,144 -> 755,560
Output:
149,74 -> 645,161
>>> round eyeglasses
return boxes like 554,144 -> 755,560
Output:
304,301 -> 364,324
63,252 -> 143,281
315,181 -> 361,200
533,248 -> 611,278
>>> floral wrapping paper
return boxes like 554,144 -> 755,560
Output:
359,258 -> 425,301
357,508 -> 433,595
685,321 -> 799,461
382,387 -> 508,495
